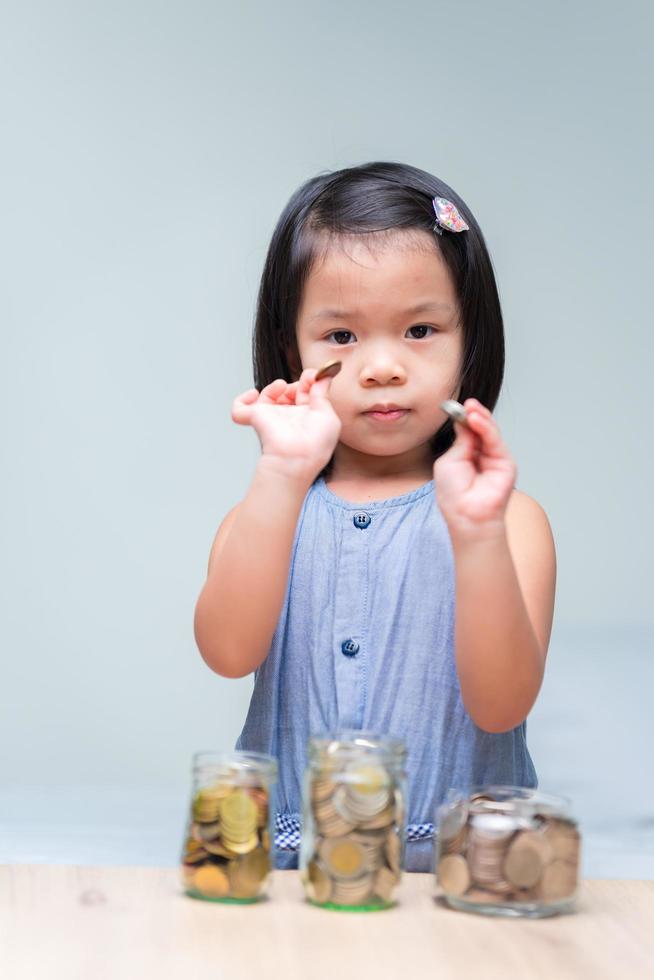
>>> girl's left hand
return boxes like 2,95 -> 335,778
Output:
433,398 -> 517,538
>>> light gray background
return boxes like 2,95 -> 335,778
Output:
1,1 -> 652,876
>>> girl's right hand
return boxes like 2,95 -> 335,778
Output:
231,368 -> 342,482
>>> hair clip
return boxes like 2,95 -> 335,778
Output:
432,197 -> 469,236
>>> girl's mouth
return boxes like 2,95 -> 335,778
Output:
363,409 -> 409,422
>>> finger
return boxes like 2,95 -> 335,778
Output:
465,411 -> 507,458
463,398 -> 492,418
308,375 -> 334,408
277,380 -> 301,404
231,393 -> 257,425
259,378 -> 288,404
441,415 -> 479,463
296,368 -> 318,406
234,388 -> 260,403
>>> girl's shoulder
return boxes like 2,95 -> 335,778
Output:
505,488 -> 556,564
505,488 -> 553,536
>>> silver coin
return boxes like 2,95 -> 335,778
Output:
441,400 -> 469,426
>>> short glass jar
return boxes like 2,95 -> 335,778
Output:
300,731 -> 407,911
180,750 -> 277,903
435,786 -> 581,918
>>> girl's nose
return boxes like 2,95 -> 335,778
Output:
359,355 -> 407,387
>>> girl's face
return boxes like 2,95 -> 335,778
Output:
294,230 -> 463,477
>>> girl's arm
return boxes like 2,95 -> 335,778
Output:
194,369 -> 341,678
194,460 -> 315,678
434,399 -> 557,733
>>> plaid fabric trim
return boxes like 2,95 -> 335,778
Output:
274,813 -> 434,851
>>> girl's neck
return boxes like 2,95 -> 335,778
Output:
325,451 -> 434,503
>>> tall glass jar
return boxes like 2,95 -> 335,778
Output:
180,750 -> 277,903
300,732 -> 407,911
435,786 -> 581,918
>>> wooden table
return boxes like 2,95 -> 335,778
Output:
1,865 -> 652,979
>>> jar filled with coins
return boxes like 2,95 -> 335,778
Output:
300,732 -> 407,911
435,786 -> 581,918
181,750 -> 277,903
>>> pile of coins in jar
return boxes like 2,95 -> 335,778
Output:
182,774 -> 272,902
436,789 -> 581,916
301,759 -> 404,909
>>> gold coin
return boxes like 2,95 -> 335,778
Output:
314,359 -> 342,381
192,784 -> 232,822
438,854 -> 471,896
347,764 -> 389,794
183,837 -> 209,864
203,838 -> 235,858
220,789 -> 258,831
228,848 -> 270,898
192,800 -> 221,823
320,838 -> 367,880
220,833 -> 259,855
192,864 -> 230,898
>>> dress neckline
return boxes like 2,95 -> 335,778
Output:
314,475 -> 435,510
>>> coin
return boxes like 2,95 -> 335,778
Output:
437,854 -> 471,896
183,838 -> 209,864
314,359 -> 342,381
220,833 -> 259,855
436,795 -> 580,913
503,832 -> 549,889
192,864 -> 230,898
439,804 -> 468,854
374,866 -> 399,903
228,847 -> 270,899
306,861 -> 333,904
193,820 -> 222,842
440,399 -> 469,426
182,779 -> 272,901
543,819 -> 581,863
385,829 -> 401,875
305,764 -> 403,908
320,838 -> 367,880
220,789 -> 258,833
330,874 -> 375,906
539,859 -> 577,902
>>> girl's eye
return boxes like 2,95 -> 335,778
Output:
326,325 -> 435,344
327,331 -> 355,345
407,324 -> 435,339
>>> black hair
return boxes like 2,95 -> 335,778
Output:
252,161 -> 505,479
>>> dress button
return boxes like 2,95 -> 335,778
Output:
341,639 -> 360,657
353,512 -> 371,529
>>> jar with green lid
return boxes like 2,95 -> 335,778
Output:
180,750 -> 277,903
300,732 -> 407,911
435,786 -> 581,918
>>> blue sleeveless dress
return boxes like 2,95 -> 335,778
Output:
235,475 -> 537,871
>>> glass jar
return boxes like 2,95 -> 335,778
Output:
435,786 -> 581,918
180,750 -> 277,903
300,731 -> 407,911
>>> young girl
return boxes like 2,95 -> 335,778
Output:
194,161 -> 556,873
